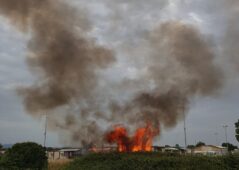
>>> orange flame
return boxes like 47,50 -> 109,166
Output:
105,123 -> 159,152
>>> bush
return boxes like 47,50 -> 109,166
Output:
63,152 -> 239,170
0,142 -> 47,170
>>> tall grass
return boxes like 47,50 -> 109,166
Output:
63,152 -> 239,170
48,159 -> 71,170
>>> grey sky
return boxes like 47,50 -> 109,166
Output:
0,0 -> 238,147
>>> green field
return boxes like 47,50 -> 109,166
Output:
61,153 -> 239,170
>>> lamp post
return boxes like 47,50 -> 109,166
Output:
222,125 -> 228,151
183,111 -> 187,149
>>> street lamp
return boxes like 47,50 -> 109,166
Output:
222,125 -> 228,151
182,109 -> 187,149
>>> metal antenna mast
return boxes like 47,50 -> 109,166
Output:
44,113 -> 48,148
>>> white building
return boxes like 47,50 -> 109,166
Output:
47,148 -> 82,160
191,145 -> 228,156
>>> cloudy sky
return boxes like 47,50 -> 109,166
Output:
0,0 -> 238,147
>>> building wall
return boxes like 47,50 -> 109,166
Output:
192,146 -> 227,155
47,151 -> 68,160
47,149 -> 83,160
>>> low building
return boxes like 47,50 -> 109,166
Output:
47,149 -> 61,160
164,147 -> 180,153
191,145 -> 228,156
163,147 -> 186,154
152,146 -> 186,154
152,146 -> 165,152
47,148 -> 82,160
89,146 -> 117,153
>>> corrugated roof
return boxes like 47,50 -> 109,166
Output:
60,148 -> 81,152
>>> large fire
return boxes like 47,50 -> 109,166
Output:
105,123 -> 159,152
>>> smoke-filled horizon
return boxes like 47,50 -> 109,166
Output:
0,0 -> 238,147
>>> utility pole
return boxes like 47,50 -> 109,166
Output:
43,113 -> 48,148
222,125 -> 228,151
183,111 -> 187,149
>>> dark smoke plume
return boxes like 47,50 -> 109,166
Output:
0,0 -> 115,113
0,1 -> 224,146
117,21 -> 223,130
223,0 -> 239,71
0,0 -> 115,146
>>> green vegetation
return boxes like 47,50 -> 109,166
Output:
195,141 -> 206,147
236,119 -> 239,143
63,152 -> 239,170
222,143 -> 238,152
0,142 -> 47,170
48,160 -> 71,170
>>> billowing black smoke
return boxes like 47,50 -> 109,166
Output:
0,0 -> 237,147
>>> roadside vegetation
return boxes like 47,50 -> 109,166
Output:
63,152 -> 239,170
0,142 -> 47,170
48,160 -> 71,170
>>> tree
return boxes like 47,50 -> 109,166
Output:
175,144 -> 180,149
0,143 -> 2,150
1,142 -> 47,169
196,141 -> 206,147
235,119 -> 239,143
222,143 -> 238,151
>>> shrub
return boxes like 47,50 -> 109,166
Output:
0,142 -> 47,170
63,152 -> 239,170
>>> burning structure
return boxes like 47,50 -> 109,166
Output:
106,123 -> 159,152
0,0 -> 238,150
